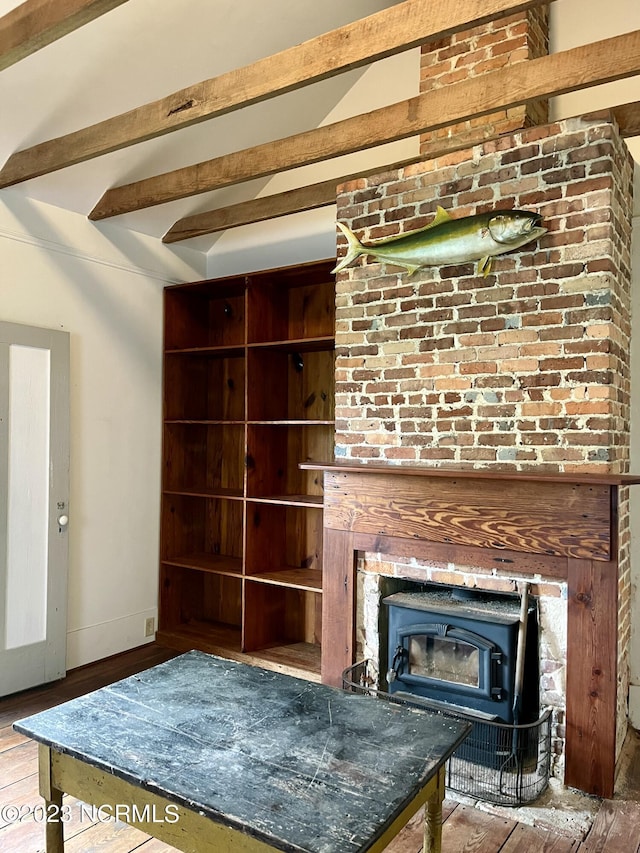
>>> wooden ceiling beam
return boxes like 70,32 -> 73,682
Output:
162,98 -> 640,243
161,164 -> 422,244
0,0 -> 129,71
89,29 -> 640,221
163,181 -> 350,244
0,0 -> 553,186
612,100 -> 640,138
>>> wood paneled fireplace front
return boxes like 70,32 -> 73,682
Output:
303,462 -> 640,799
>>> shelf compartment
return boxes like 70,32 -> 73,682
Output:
247,568 -> 322,592
247,346 -> 334,422
249,643 -> 321,681
159,564 -> 243,638
161,494 -> 243,567
164,351 -> 245,421
247,263 -> 335,344
246,424 -> 333,499
162,553 -> 242,577
243,579 -> 322,654
156,624 -> 242,658
163,423 -> 244,495
164,278 -> 246,349
245,502 -> 323,579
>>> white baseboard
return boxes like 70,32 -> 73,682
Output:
66,609 -> 158,670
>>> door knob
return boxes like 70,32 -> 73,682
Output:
58,515 -> 69,527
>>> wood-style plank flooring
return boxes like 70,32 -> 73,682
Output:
1,643 -> 638,853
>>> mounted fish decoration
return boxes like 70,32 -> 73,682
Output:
332,206 -> 546,277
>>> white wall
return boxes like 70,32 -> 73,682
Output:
0,192 -> 205,668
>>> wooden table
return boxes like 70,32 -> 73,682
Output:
14,651 -> 470,853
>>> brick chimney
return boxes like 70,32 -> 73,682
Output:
332,3 -> 634,781
419,7 -> 549,159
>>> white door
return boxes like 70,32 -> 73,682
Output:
0,321 -> 70,697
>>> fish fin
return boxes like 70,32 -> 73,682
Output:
406,205 -> 451,236
402,263 -> 423,276
430,206 -> 452,227
478,256 -> 493,277
331,222 -> 365,273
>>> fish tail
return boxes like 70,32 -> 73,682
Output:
331,222 -> 365,274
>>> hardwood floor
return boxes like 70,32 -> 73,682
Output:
0,644 -> 180,853
1,643 -> 638,853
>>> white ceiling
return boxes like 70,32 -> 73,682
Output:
0,0 -> 408,251
0,0 -> 638,258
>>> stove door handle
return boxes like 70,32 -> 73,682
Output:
387,645 -> 407,683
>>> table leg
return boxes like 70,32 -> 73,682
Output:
38,744 -> 65,853
423,766 -> 445,853
44,792 -> 64,853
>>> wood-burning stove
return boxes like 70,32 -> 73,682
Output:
384,586 -> 538,725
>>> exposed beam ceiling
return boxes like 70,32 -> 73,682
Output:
163,99 -> 640,244
0,0 -> 638,248
89,29 -> 640,221
0,0 -> 552,187
0,0 -> 129,71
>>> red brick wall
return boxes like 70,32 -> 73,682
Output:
420,6 -> 549,160
335,114 -> 633,474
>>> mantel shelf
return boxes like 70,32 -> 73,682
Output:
301,461 -> 640,487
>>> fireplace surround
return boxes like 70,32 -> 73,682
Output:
303,462 -> 640,799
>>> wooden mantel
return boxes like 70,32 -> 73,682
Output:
302,462 -> 640,798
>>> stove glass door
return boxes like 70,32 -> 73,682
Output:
409,634 -> 480,687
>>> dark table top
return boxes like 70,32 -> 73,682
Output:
14,651 -> 470,853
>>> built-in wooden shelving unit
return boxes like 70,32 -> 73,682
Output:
157,260 -> 335,681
